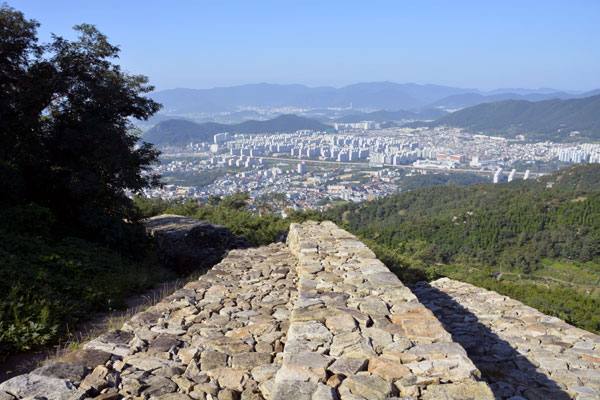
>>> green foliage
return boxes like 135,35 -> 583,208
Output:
329,167 -> 600,272
164,199 -> 286,246
134,193 -> 326,246
0,205 -> 172,358
458,272 -> 600,333
0,6 -> 169,358
132,195 -> 173,219
398,172 -> 490,191
535,163 -> 600,192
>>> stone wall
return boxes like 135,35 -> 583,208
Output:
1,221 -> 598,400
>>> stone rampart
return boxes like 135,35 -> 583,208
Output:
1,221 -> 598,400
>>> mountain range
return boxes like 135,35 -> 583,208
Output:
149,82 -> 477,114
143,114 -> 331,145
148,82 -> 599,119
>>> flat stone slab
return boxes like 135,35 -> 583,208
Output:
0,374 -> 87,400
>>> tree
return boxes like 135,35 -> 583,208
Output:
0,5 -> 161,245
221,192 -> 249,211
0,5 -> 48,204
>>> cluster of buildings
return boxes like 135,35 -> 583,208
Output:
197,165 -> 404,211
334,121 -> 379,131
556,143 -> 600,163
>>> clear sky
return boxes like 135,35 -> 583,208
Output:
10,0 -> 600,92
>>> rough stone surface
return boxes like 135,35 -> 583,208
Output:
30,362 -> 88,385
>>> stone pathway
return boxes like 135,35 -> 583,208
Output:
413,278 -> 600,400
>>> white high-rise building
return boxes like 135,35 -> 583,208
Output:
523,170 -> 531,180
507,169 -> 516,182
297,162 -> 306,175
493,168 -> 503,184
214,132 -> 231,144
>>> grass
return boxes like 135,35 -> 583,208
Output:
0,204 -> 178,360
41,277 -> 191,367
535,259 -> 600,286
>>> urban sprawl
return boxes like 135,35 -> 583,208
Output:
141,125 -> 600,212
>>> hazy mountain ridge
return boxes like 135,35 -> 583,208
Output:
143,114 -> 331,145
149,82 -> 482,114
428,89 -> 600,110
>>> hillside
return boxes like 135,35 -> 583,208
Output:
328,164 -> 600,268
335,108 -> 447,123
426,88 -> 600,110
143,114 -> 331,145
534,163 -> 600,191
431,94 -> 600,141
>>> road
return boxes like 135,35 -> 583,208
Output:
259,156 -> 544,177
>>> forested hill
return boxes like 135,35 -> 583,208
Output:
327,164 -> 600,272
335,108 -> 448,123
534,163 -> 600,191
431,94 -> 600,141
143,114 -> 331,145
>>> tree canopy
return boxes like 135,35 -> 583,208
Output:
0,5 -> 161,244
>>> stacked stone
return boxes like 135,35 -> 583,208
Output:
0,243 -> 298,400
414,278 -> 600,400
272,221 -> 493,400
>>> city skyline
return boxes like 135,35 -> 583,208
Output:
12,0 -> 600,92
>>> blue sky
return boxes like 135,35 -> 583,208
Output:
11,0 -> 600,91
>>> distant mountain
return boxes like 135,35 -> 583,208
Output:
431,94 -> 600,141
143,119 -> 223,145
149,82 -> 481,114
335,108 -> 448,123
427,91 -> 574,110
486,87 -> 565,95
146,82 -> 599,129
143,114 -> 331,145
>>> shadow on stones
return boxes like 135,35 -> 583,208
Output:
411,282 -> 571,400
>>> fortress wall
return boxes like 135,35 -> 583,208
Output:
1,220 -> 598,399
